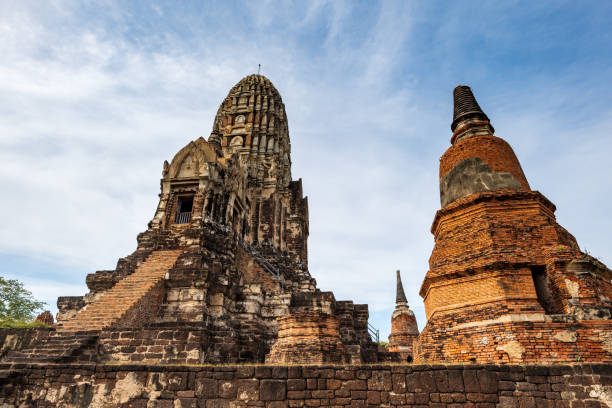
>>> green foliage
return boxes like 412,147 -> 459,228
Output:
0,320 -> 50,328
0,276 -> 46,325
378,341 -> 388,346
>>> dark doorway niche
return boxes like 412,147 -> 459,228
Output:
531,266 -> 560,314
175,196 -> 194,224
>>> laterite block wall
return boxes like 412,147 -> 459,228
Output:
1,363 -> 611,407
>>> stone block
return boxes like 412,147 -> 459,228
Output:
195,378 -> 218,399
392,373 -> 406,394
367,371 -> 391,391
287,379 -> 306,391
205,399 -> 229,408
477,370 -> 498,393
267,402 -> 288,408
498,396 -> 518,408
463,370 -> 480,393
219,380 -> 237,399
366,391 -> 380,404
260,380 -> 286,401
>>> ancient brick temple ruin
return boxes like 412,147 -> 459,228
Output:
416,86 -> 612,363
1,78 -> 611,371
2,74 -> 377,366
2,77 -> 612,407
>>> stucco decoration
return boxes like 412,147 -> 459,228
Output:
167,137 -> 218,179
439,157 -> 522,207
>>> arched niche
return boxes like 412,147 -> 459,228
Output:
230,136 -> 244,154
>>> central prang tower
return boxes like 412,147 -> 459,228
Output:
4,74 -> 378,366
150,74 -> 308,265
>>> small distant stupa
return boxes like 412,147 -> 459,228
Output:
387,270 -> 419,361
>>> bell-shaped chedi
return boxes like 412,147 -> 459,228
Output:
441,86 -> 530,208
417,86 -> 612,364
387,270 -> 419,361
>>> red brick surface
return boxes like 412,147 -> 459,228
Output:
419,126 -> 612,363
266,311 -> 347,364
439,134 -> 530,190
388,309 -> 418,359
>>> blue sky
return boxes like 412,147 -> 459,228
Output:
1,1 -> 611,341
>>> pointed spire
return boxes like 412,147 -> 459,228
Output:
450,85 -> 495,144
451,85 -> 488,131
396,270 -> 408,305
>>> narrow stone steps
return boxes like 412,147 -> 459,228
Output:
59,249 -> 182,332
2,249 -> 183,365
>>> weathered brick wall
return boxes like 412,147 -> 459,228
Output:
418,315 -> 612,364
115,280 -> 165,329
423,269 -> 540,320
56,296 -> 85,322
98,327 -> 208,364
286,179 -> 308,265
266,311 -> 347,364
388,307 -> 419,360
425,191 -> 578,285
237,246 -> 282,292
1,363 -> 611,407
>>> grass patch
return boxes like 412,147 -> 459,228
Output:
0,319 -> 51,329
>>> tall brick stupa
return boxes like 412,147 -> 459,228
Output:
417,86 -> 612,363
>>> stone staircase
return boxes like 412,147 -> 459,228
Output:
2,249 -> 182,365
59,249 -> 182,332
239,241 -> 284,286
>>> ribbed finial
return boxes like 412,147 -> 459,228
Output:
451,85 -> 489,132
396,270 -> 407,305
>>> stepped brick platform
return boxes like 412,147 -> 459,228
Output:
3,332 -> 98,365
